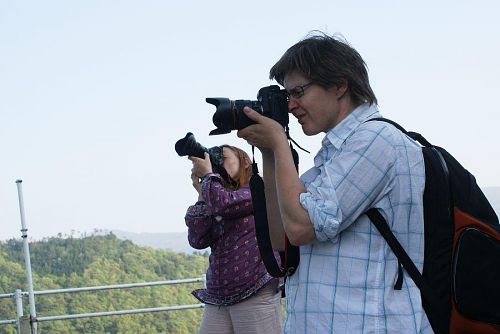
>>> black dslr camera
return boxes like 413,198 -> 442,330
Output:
207,85 -> 289,135
175,132 -> 224,169
175,133 -> 235,184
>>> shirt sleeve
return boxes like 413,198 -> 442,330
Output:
300,125 -> 397,242
184,201 -> 216,249
201,173 -> 253,220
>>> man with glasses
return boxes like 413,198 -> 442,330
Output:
237,32 -> 432,333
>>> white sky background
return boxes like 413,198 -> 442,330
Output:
1,0 -> 499,240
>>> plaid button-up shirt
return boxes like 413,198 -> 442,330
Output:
284,103 -> 433,333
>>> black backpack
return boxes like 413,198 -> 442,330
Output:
365,118 -> 500,334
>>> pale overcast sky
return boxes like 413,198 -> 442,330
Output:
1,0 -> 499,240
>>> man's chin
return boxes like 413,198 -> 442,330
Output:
301,125 -> 319,136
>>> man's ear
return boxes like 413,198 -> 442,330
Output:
335,80 -> 348,99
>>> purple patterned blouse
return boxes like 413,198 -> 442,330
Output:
185,172 -> 278,306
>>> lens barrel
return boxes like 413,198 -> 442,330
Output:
174,132 -> 208,159
207,98 -> 261,135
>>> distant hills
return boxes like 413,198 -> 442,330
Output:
113,187 -> 500,252
0,234 -> 207,333
112,230 -> 196,254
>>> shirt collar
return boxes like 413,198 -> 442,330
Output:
313,103 -> 380,167
323,103 -> 380,150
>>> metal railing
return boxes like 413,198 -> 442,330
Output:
0,276 -> 206,333
0,180 -> 207,333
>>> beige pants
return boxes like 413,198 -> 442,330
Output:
198,283 -> 283,334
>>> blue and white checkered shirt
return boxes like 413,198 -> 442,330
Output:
284,103 -> 433,333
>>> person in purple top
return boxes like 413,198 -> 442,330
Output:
185,144 -> 282,334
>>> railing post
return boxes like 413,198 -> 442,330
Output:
18,315 -> 32,334
16,180 -> 38,334
15,289 -> 23,333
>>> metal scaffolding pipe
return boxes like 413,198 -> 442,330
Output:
37,304 -> 205,322
33,278 -> 204,295
16,180 -> 38,333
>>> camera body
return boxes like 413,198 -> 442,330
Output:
207,85 -> 289,135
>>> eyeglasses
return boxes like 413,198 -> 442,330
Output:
286,82 -> 314,100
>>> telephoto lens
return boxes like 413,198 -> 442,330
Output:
207,85 -> 289,136
174,132 -> 207,159
174,132 -> 224,169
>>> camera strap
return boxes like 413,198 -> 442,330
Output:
249,143 -> 300,281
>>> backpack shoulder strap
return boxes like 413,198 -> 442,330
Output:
365,117 -> 451,333
365,208 -> 447,333
366,117 -> 433,147
364,118 -> 438,294
365,209 -> 429,292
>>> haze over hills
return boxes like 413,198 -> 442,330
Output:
111,230 -> 196,254
113,187 -> 500,252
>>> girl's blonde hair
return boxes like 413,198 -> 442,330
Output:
221,145 -> 252,190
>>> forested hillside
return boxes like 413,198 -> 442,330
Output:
0,234 -> 208,334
